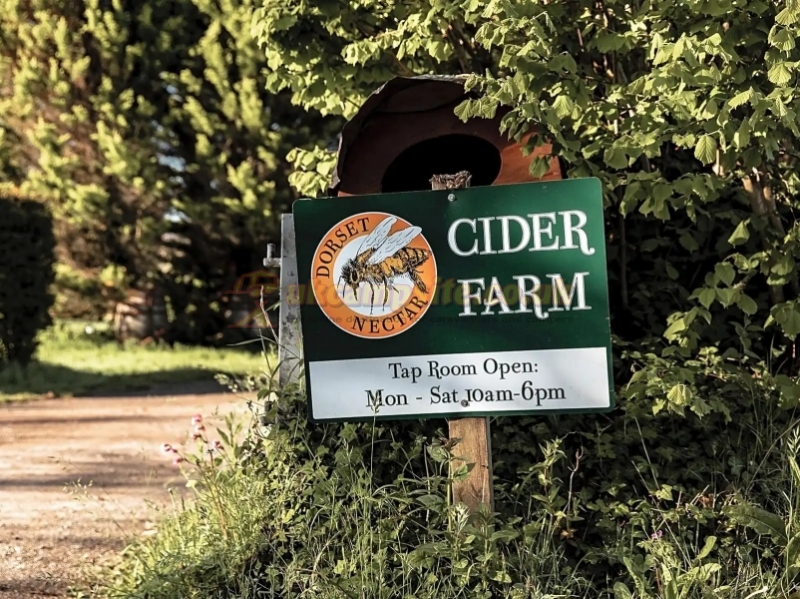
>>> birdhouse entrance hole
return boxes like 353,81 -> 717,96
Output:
380,134 -> 502,193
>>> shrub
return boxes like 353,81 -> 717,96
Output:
0,196 -> 55,366
91,370 -> 800,599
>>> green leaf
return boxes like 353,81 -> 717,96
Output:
653,183 -> 672,203
529,156 -> 551,179
490,570 -> 512,583
664,315 -> 690,340
738,293 -> 758,315
729,88 -> 754,108
694,135 -> 717,165
490,529 -> 521,542
454,100 -> 476,122
428,444 -> 450,463
777,375 -> 800,408
715,262 -> 735,286
452,462 -> 473,481
773,303 -> 800,338
790,455 -> 800,488
786,533 -> 800,570
552,95 -> 574,118
728,220 -> 750,245
679,231 -> 699,251
665,262 -> 679,280
417,494 -> 444,510
664,577 -> 679,599
768,62 -> 793,86
770,28 -> 796,51
622,556 -> 650,598
613,582 -> 633,599
724,504 -> 788,546
425,40 -> 450,61
698,288 -> 716,309
667,384 -> 692,406
717,288 -> 737,307
604,147 -> 628,169
772,254 -> 794,277
734,121 -> 751,149
696,536 -> 717,560
777,7 -> 799,25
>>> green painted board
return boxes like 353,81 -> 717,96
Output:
292,178 -> 614,422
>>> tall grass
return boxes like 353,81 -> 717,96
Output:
85,376 -> 800,599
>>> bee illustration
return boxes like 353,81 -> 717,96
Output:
338,216 -> 430,315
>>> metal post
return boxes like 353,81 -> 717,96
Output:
277,214 -> 303,387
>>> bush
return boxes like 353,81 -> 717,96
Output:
0,196 -> 56,366
90,368 -> 800,599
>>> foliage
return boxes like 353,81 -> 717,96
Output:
0,320 -> 270,402
0,0 -> 335,332
92,376 -> 800,598
0,196 -> 55,366
251,0 -> 800,402
149,0 -> 340,342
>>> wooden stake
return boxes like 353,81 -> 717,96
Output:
449,417 -> 493,513
430,170 -> 494,515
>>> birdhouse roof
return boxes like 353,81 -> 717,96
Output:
329,75 -> 473,195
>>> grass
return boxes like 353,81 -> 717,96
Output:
86,390 -> 800,599
0,320 -> 272,402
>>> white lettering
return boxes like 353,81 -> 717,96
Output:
483,276 -> 512,315
514,275 -> 548,320
458,278 -> 485,316
448,218 -> 479,257
478,217 -> 497,255
498,215 -> 531,254
548,272 -> 591,311
560,211 -> 595,256
529,212 -> 559,251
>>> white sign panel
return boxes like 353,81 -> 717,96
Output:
308,347 -> 611,421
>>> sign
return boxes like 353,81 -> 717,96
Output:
292,178 -> 614,422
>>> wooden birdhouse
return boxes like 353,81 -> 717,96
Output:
329,75 -> 562,197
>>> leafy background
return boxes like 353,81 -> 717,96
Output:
20,0 -> 800,596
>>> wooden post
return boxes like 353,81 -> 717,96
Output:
431,171 -> 494,515
449,418 -> 493,513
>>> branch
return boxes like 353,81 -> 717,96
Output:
743,175 -> 785,304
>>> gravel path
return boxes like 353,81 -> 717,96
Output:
0,388 -> 254,598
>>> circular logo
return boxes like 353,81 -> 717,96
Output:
310,212 -> 437,339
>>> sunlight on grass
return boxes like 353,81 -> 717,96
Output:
0,320 -> 274,402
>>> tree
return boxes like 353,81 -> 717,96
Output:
0,0 -> 335,340
0,0 -> 197,316
153,0 -> 339,341
253,0 -> 800,410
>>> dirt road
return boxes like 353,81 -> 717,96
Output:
0,387 -> 254,598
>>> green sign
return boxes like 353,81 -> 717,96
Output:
292,178 -> 613,422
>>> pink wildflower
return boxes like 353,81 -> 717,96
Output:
192,433 -> 203,441
191,414 -> 203,426
161,443 -> 174,454
194,424 -> 206,433
213,440 -> 223,451
173,457 -> 185,465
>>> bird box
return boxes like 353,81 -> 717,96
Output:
329,75 -> 562,197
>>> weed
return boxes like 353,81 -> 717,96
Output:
86,366 -> 800,598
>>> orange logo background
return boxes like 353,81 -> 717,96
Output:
310,212 -> 437,339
